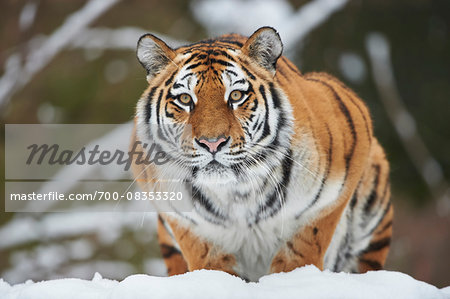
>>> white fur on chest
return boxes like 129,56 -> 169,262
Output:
171,150 -> 345,281
189,182 -> 343,281
192,212 -> 296,282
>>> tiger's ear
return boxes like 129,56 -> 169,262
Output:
242,27 -> 283,74
137,34 -> 176,81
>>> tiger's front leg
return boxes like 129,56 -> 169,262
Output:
162,216 -> 238,276
270,201 -> 347,273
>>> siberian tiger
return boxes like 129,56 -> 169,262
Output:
131,27 -> 393,282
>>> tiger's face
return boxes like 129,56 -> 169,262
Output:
136,28 -> 293,185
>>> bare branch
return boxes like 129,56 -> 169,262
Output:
280,0 -> 348,51
70,27 -> 188,51
366,32 -> 450,215
192,0 -> 348,52
0,0 -> 120,111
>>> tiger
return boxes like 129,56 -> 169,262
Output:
131,27 -> 393,282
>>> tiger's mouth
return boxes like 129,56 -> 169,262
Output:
205,160 -> 222,169
194,159 -> 238,184
201,160 -> 229,175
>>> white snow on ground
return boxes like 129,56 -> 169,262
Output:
1,266 -> 449,299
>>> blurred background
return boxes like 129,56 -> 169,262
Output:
1,0 -> 449,288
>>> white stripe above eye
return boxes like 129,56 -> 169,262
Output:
223,65 -> 249,102
170,66 -> 198,104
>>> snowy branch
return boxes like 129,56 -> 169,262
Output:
192,0 -> 348,54
0,0 -> 120,111
19,1 -> 39,32
279,0 -> 348,51
70,27 -> 188,51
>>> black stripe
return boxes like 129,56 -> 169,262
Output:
156,89 -> 163,125
345,90 -> 372,143
297,125 -> 333,219
333,231 -> 352,272
158,214 -> 178,242
253,149 -> 294,225
209,58 -> 233,67
363,237 -> 391,254
381,179 -> 390,204
325,75 -> 371,140
306,78 -> 357,175
376,220 -> 393,235
350,192 -> 358,210
165,102 -> 174,119
196,54 -> 208,60
145,87 -> 157,123
225,69 -> 238,77
256,192 -> 277,221
172,83 -> 185,89
255,121 -> 264,134
192,186 -> 228,225
363,201 -> 392,239
170,100 -> 183,111
164,71 -> 177,86
160,243 -> 182,258
233,79 -> 246,86
181,73 -> 194,81
195,39 -> 215,45
269,82 -> 281,109
268,111 -> 285,149
350,180 -> 363,210
214,50 -> 236,61
257,84 -> 271,142
183,52 -> 199,65
218,39 -> 243,47
186,62 -> 203,70
241,65 -> 256,80
287,242 -> 304,258
312,125 -> 333,204
359,258 -> 382,270
364,165 -> 381,214
212,69 -> 222,83
281,57 -> 301,76
250,98 -> 258,112
277,67 -> 291,82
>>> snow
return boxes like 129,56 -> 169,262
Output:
1,266 -> 449,299
0,213 -> 158,283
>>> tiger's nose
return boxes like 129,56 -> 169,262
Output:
195,136 -> 229,154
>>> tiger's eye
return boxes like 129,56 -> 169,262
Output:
179,93 -> 192,105
229,90 -> 243,102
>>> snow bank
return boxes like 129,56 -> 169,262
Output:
1,266 -> 449,299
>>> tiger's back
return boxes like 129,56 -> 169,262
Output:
132,27 -> 393,281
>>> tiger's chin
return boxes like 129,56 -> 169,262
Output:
194,161 -> 238,185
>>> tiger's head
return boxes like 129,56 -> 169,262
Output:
135,27 -> 293,186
